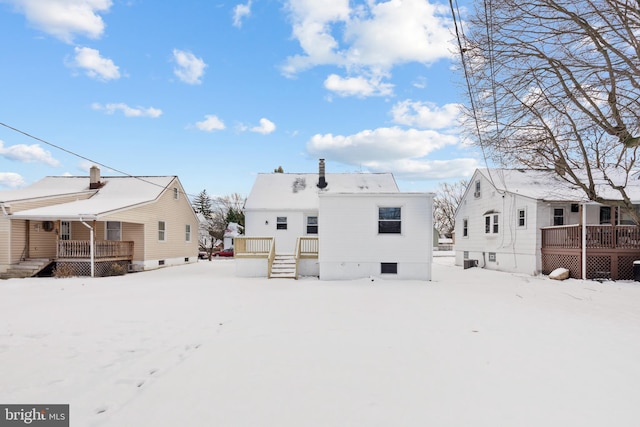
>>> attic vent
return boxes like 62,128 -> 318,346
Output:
292,177 -> 306,193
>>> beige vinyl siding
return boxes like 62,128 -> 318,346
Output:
101,178 -> 198,261
122,222 -> 145,261
28,221 -> 57,259
0,216 -> 10,266
9,220 -> 27,263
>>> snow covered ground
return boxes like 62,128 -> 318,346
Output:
2,256 -> 640,426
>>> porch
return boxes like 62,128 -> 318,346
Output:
56,240 -> 134,277
235,236 -> 319,279
541,225 -> 640,280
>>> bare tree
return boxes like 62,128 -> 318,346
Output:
209,193 -> 246,241
434,180 -> 467,238
458,0 -> 640,219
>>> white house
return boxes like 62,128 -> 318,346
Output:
238,160 -> 434,280
454,168 -> 640,280
223,222 -> 243,249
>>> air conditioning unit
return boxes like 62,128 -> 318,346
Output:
474,191 -> 481,198
463,259 -> 478,269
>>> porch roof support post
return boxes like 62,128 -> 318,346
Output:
80,217 -> 95,278
582,204 -> 587,280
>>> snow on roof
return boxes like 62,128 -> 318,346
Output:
244,173 -> 399,211
478,168 -> 640,202
5,175 -> 177,220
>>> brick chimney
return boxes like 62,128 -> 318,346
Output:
89,165 -> 102,189
317,159 -> 328,189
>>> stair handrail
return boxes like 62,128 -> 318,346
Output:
267,239 -> 276,278
294,237 -> 301,280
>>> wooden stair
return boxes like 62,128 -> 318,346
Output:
0,258 -> 52,279
270,254 -> 297,279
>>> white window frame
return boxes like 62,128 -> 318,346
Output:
474,180 -> 481,198
553,208 -> 565,226
517,208 -> 527,228
306,215 -> 318,235
60,220 -> 72,241
158,221 -> 166,242
378,207 -> 402,234
174,187 -> 179,200
276,217 -> 287,230
185,224 -> 191,242
106,221 -> 121,241
462,218 -> 469,237
484,214 -> 499,234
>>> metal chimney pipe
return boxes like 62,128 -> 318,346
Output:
317,159 -> 328,189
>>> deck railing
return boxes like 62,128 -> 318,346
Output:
234,237 -> 274,256
57,240 -> 134,259
297,237 -> 319,258
541,225 -> 640,249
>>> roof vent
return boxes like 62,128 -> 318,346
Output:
317,159 -> 328,189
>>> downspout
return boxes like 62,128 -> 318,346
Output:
581,203 -> 587,280
79,217 -> 95,278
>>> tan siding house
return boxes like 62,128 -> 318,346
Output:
0,167 -> 199,278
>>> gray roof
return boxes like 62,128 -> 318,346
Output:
477,168 -> 640,202
244,173 -> 400,211
1,175 -> 177,220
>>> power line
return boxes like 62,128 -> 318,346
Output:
0,121 -> 200,199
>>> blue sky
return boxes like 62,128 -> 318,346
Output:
0,0 -> 480,198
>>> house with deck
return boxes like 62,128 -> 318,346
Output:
454,168 -> 640,280
0,166 -> 199,278
237,160 -> 434,280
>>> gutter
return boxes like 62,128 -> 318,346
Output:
0,202 -> 8,216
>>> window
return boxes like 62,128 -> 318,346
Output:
381,262 -> 398,274
553,208 -> 564,226
106,221 -> 121,241
600,206 -> 612,224
306,216 -> 318,234
379,207 -> 401,234
474,180 -> 481,198
173,187 -> 179,200
517,209 -> 526,228
185,224 -> 191,242
60,221 -> 71,240
158,221 -> 166,241
276,217 -> 287,230
484,214 -> 499,234
463,218 -> 469,237
463,251 -> 469,259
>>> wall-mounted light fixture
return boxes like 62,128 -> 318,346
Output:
265,220 -> 269,225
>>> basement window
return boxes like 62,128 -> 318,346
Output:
381,262 -> 398,274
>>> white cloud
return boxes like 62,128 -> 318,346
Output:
233,1 -> 252,28
306,126 -> 478,180
307,126 -> 457,162
0,172 -> 26,188
92,103 -> 162,118
4,0 -> 112,43
173,49 -> 207,85
282,0 -> 455,93
391,100 -> 461,129
195,115 -> 226,132
324,74 -> 393,97
0,140 -> 60,167
70,47 -> 120,81
250,118 -> 276,134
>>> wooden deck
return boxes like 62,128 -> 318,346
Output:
541,225 -> 640,280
